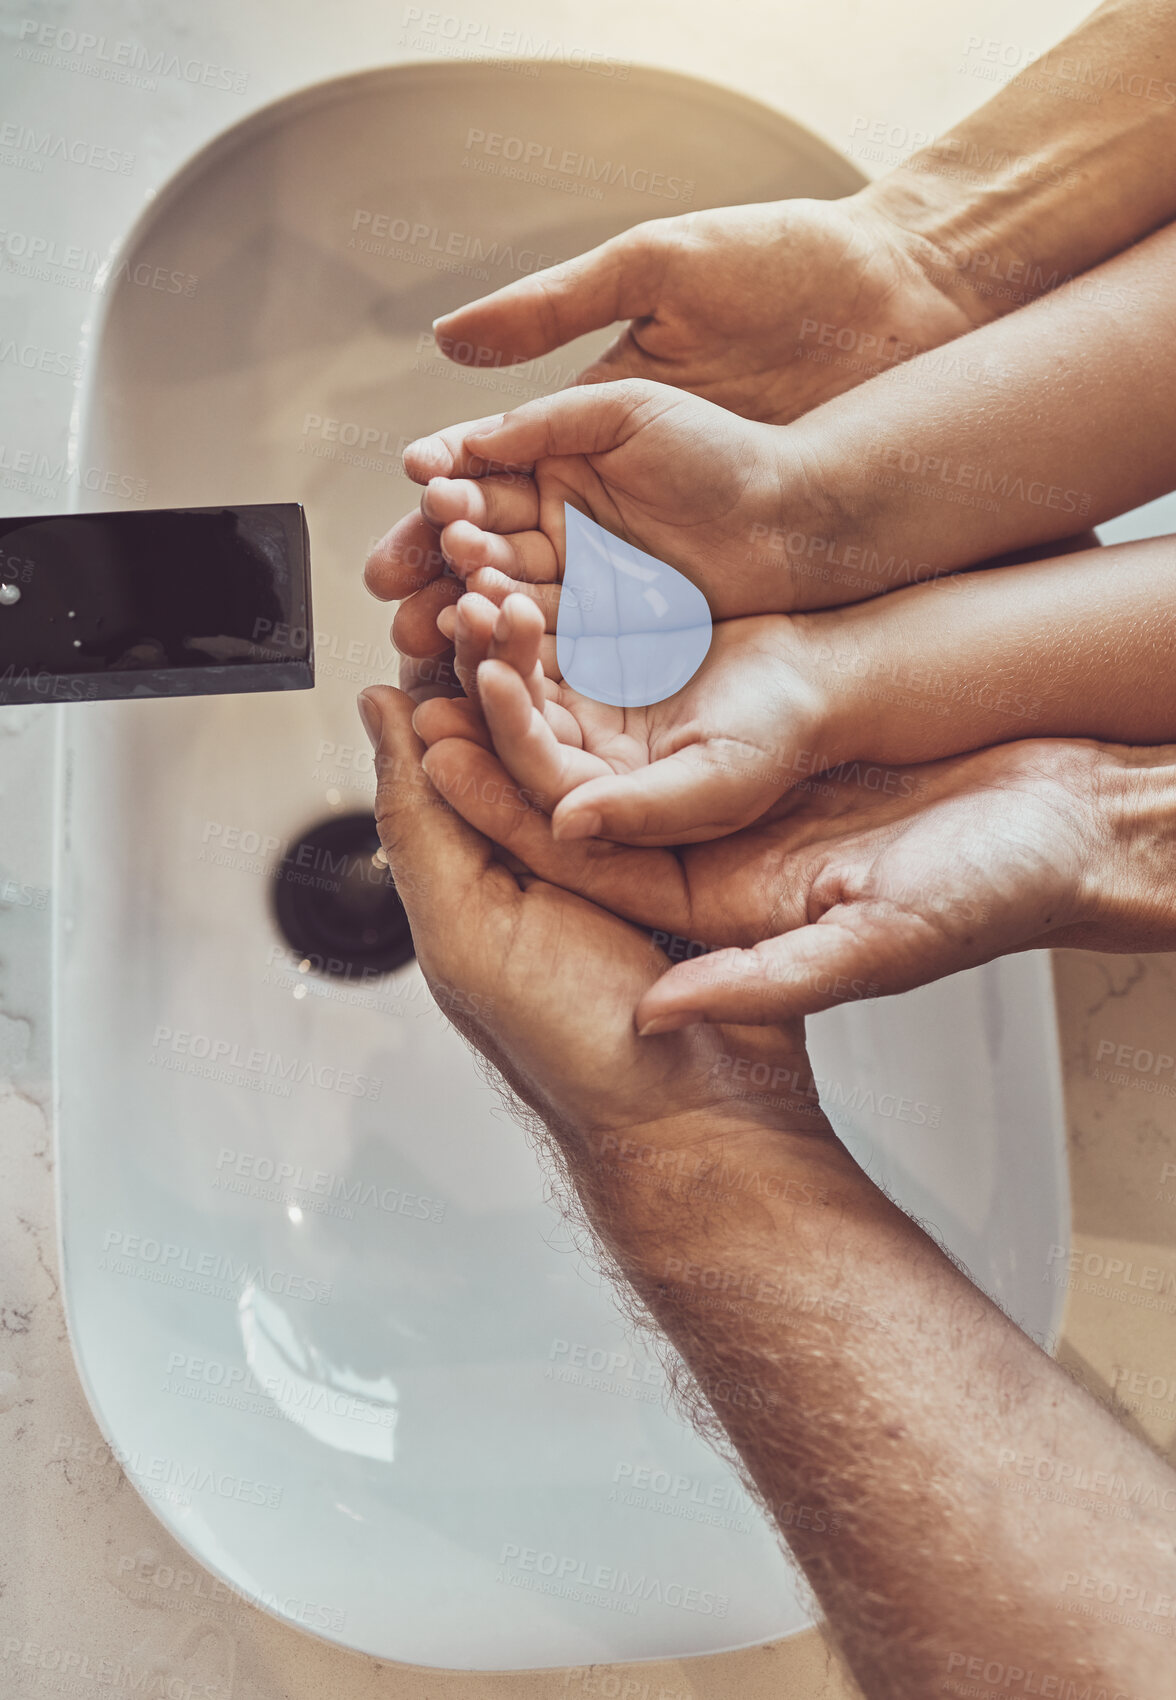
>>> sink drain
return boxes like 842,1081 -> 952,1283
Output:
271,812 -> 415,979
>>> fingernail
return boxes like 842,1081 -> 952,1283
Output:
637,1012 -> 697,1037
553,810 -> 601,841
357,691 -> 382,750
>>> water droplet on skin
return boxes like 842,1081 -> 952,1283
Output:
556,505 -> 712,708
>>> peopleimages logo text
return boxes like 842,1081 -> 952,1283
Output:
462,129 -> 693,201
100,1230 -> 332,1304
498,1545 -> 729,1616
151,1024 -> 381,1099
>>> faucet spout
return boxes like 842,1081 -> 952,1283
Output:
0,502 -> 313,705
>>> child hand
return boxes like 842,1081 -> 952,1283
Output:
364,381 -> 842,665
413,590 -> 832,846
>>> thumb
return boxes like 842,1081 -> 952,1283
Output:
359,685 -> 501,928
433,228 -> 665,365
634,906 -> 963,1031
551,748 -> 767,847
457,378 -> 677,474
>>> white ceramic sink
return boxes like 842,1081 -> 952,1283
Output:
55,61 -> 1070,1668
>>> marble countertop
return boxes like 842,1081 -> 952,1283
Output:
6,0 -> 1175,1694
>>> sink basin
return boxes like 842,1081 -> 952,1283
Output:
56,60 -> 1070,1668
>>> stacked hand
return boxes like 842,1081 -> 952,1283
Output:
363,378 -> 1176,1029
358,685 -> 838,1146
417,587 -> 836,844
352,30 -> 1176,1693
363,380 -> 836,672
371,190 -> 989,684
431,196 -> 987,425
417,719 -> 1150,1031
359,166 -> 1176,1030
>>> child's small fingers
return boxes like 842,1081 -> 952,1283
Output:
538,635 -> 563,683
488,594 -> 547,711
465,567 -> 562,635
450,593 -> 500,697
477,659 -> 604,809
489,593 -> 543,669
543,698 -> 585,747
422,473 -> 540,535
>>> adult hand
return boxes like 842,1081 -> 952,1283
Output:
415,731 -> 1175,1030
357,683 -> 836,1144
358,695 -> 1176,1700
432,196 -> 986,425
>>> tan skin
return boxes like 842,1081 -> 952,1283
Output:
372,0 -> 1176,679
355,11 -> 1176,1680
431,196 -> 983,427
431,1 -> 1176,424
400,516 -> 1176,848
359,684 -> 1176,1700
413,719 -> 1176,1031
369,216 -> 1176,708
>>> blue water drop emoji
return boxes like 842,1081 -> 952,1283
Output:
555,504 -> 713,708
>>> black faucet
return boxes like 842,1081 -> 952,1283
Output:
0,503 -> 313,705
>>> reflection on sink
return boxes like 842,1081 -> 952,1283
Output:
55,60 -> 1070,1669
240,1284 -> 400,1463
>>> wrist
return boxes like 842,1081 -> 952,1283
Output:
856,145 -> 1087,334
853,171 -> 1007,332
775,403 -> 948,612
1078,743 -> 1176,950
793,603 -> 905,770
562,1107 -> 865,1268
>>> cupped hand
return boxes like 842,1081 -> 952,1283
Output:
363,385 -> 1106,675
431,196 -> 985,425
358,684 -> 833,1149
416,730 -> 1113,1030
363,381 -> 835,664
413,589 -> 829,845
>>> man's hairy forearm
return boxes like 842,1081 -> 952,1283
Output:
809,536 -> 1176,768
561,1101 -> 1176,1698
781,220 -> 1176,604
365,687 -> 1176,1695
862,0 -> 1176,325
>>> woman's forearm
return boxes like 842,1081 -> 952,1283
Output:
777,221 -> 1176,606
811,535 -> 1176,765
860,0 -> 1176,327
